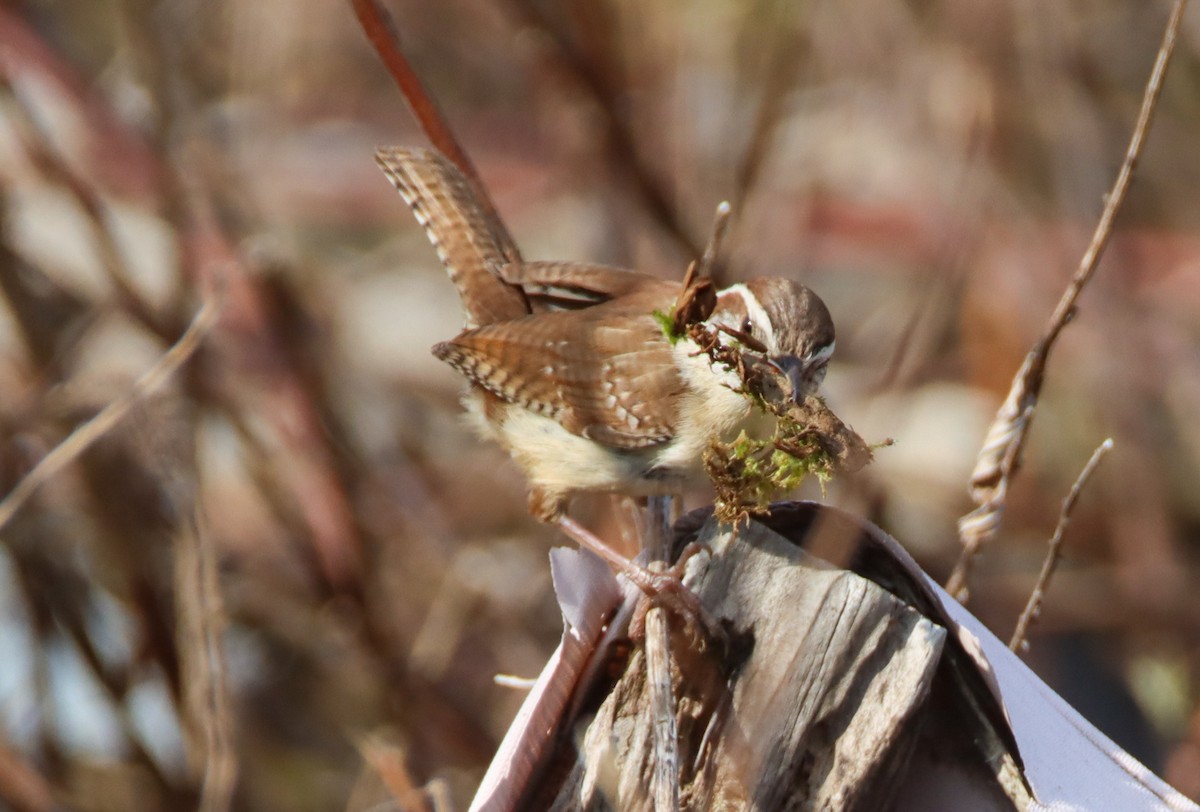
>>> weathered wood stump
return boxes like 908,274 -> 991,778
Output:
474,501 -> 1200,811
479,503 -> 1031,811
554,519 -> 947,810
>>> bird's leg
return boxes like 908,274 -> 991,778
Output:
527,488 -> 635,572
554,515 -> 695,602
532,488 -> 714,640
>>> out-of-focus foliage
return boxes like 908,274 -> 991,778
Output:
0,0 -> 1198,808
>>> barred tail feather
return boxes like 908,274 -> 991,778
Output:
375,147 -> 529,327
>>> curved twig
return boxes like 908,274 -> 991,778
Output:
349,0 -> 508,240
947,0 -> 1187,601
1009,439 -> 1113,653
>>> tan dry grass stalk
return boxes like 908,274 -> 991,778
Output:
947,0 -> 1189,601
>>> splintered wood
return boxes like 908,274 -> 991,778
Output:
547,521 -> 946,811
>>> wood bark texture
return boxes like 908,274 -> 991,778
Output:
545,519 -> 952,811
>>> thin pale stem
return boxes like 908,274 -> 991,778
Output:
950,0 -> 1186,599
1009,439 -> 1113,652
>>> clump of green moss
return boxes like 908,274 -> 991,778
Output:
655,283 -> 884,523
652,308 -> 684,345
689,318 -> 883,524
654,274 -> 717,346
704,409 -> 840,525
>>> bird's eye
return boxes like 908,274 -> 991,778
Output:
740,317 -> 753,335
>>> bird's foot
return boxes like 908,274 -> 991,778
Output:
554,513 -> 722,647
626,543 -> 724,649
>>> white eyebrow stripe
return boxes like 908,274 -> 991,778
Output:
721,283 -> 775,349
808,340 -> 835,364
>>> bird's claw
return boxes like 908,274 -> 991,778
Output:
626,543 -> 725,649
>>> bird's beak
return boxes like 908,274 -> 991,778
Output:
767,351 -> 831,403
767,356 -> 809,404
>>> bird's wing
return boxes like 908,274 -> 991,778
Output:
375,147 -> 529,326
496,261 -> 674,312
434,303 -> 682,449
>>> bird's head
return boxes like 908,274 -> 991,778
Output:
710,278 -> 836,401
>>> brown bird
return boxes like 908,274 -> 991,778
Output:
376,147 -> 834,574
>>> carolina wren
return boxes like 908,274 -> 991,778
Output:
376,148 -> 835,528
